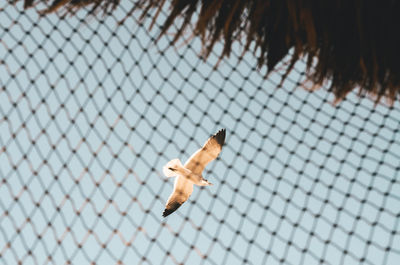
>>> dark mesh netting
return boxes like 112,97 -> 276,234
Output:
1,2 -> 400,265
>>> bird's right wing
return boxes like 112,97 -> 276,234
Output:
162,176 -> 193,217
184,129 -> 226,175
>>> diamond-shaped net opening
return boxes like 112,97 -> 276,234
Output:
1,2 -> 400,265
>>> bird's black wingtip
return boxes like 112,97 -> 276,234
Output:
162,209 -> 173,217
214,128 -> 226,146
162,202 -> 182,217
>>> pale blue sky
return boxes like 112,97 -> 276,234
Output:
1,1 -> 400,265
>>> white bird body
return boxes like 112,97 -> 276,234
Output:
163,159 -> 209,185
162,129 -> 226,217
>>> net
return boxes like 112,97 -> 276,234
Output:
1,2 -> 400,265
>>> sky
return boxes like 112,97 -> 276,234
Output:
1,1 -> 400,265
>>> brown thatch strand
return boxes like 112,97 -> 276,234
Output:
21,0 -> 400,102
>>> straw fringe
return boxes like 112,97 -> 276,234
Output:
21,0 -> 400,102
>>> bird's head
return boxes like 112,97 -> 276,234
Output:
200,179 -> 213,186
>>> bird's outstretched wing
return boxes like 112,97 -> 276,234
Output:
184,129 -> 226,175
162,176 -> 193,217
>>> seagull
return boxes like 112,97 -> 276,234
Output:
162,129 -> 226,217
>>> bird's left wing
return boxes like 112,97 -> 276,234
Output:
184,129 -> 226,175
162,176 -> 193,217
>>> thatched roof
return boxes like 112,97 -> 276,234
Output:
21,0 -> 400,103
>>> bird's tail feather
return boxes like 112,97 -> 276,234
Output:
163,158 -> 183,177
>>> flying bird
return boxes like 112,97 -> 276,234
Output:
162,129 -> 226,217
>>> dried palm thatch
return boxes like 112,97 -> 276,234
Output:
21,0 -> 400,102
